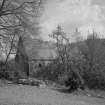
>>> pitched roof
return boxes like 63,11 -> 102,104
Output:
24,38 -> 57,60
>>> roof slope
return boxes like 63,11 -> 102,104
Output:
24,38 -> 56,60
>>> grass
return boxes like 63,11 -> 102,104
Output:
0,79 -> 105,105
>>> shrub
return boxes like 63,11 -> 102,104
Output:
33,60 -> 65,82
0,60 -> 27,82
82,69 -> 105,90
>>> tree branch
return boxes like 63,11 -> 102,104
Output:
4,33 -> 16,65
0,0 -> 6,11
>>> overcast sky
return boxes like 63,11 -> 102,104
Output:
40,0 -> 105,41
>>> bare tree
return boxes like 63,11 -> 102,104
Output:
0,0 -> 43,54
0,0 -> 43,33
0,0 -> 43,74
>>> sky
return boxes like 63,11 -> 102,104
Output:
40,0 -> 105,41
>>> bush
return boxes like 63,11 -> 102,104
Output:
0,60 -> 27,82
0,70 -> 9,79
33,59 -> 84,92
33,60 -> 65,82
0,61 -> 9,79
32,55 -> 105,91
82,69 -> 105,90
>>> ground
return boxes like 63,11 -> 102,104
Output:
0,80 -> 105,105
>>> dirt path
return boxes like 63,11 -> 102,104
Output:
0,84 -> 105,105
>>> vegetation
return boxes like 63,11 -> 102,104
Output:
81,33 -> 105,89
0,1 -> 105,92
0,0 -> 43,79
34,26 -> 105,91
